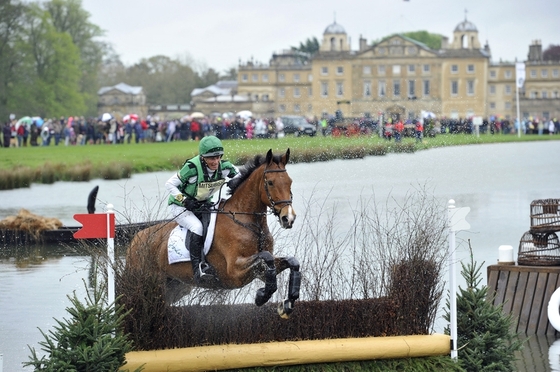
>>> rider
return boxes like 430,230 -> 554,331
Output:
165,135 -> 239,285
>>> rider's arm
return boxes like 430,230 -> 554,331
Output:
165,173 -> 184,201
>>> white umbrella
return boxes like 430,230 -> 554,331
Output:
422,111 -> 436,119
236,110 -> 253,119
190,112 -> 205,119
101,113 -> 112,122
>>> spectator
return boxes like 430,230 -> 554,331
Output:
275,117 -> 285,138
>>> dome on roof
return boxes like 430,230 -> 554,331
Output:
454,19 -> 478,32
324,22 -> 346,34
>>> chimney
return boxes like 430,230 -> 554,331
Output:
528,40 -> 542,62
359,35 -> 368,51
441,36 -> 449,49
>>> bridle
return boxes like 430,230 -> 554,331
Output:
263,167 -> 293,217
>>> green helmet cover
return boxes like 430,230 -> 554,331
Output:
199,136 -> 224,157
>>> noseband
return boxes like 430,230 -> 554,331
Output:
263,168 -> 293,216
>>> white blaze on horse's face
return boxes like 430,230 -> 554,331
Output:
280,204 -> 296,229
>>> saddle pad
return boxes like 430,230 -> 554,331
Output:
167,211 -> 217,264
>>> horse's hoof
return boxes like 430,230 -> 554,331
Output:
277,299 -> 293,319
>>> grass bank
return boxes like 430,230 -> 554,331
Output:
0,133 -> 557,190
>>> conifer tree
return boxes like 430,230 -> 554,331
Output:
445,249 -> 524,371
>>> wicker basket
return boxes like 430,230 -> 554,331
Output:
517,231 -> 560,266
530,199 -> 560,233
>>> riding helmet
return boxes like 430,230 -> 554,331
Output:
199,136 -> 224,157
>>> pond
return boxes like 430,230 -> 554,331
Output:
1,140 -> 559,371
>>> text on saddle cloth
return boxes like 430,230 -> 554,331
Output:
167,211 -> 217,264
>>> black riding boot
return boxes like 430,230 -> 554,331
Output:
188,232 -> 218,286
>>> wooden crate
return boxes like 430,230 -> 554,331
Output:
487,264 -> 560,335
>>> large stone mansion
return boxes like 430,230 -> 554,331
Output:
192,17 -> 560,122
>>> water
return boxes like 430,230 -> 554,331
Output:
0,140 -> 559,371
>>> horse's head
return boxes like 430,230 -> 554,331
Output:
262,149 -> 296,229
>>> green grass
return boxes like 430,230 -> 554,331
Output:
0,133 -> 558,190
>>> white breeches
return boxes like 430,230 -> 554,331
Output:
169,203 -> 203,235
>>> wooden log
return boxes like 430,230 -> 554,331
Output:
124,334 -> 450,372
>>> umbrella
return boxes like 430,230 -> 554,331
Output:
122,114 -> 130,123
129,114 -> 139,121
32,116 -> 43,127
101,113 -> 112,122
16,116 -> 32,129
190,112 -> 205,119
422,111 -> 436,119
236,110 -> 253,119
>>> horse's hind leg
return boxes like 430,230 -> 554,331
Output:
254,251 -> 278,307
277,256 -> 301,319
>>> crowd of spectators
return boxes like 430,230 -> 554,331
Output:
1,113 -> 558,148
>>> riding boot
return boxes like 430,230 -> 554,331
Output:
187,231 -> 218,286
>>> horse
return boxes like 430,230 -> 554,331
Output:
126,149 -> 301,318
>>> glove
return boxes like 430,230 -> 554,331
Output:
182,198 -> 201,211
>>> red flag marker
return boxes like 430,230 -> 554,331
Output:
73,213 -> 115,239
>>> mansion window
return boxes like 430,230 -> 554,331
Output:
393,80 -> 401,96
242,74 -> 248,82
505,102 -> 512,109
278,104 -> 286,112
408,80 -> 415,97
378,80 -> 386,97
530,69 -> 537,78
378,47 -> 386,55
392,65 -> 401,75
466,80 -> 474,96
363,66 -> 371,75
336,82 -> 344,96
542,91 -> 548,98
321,67 -> 328,75
505,85 -> 512,95
408,64 -> 415,74
321,82 -> 328,97
262,74 -> 269,82
541,69 -> 548,78
279,88 -> 285,98
423,64 -> 430,73
308,87 -> 312,97
408,46 -> 417,55
423,80 -> 430,96
504,70 -> 512,79
451,65 -> 458,74
489,70 -> 497,78
363,81 -> 372,97
294,104 -> 301,112
490,102 -> 496,109
467,64 -> 475,73
262,94 -> 269,101
252,74 -> 258,82
293,73 -> 300,82
489,85 -> 496,95
530,91 -> 537,99
378,65 -> 386,75
553,69 -> 559,78
451,80 -> 458,96
336,66 -> 344,75
308,74 -> 313,82
279,73 -> 285,82
294,87 -> 301,97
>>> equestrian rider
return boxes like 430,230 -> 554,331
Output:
165,136 -> 239,285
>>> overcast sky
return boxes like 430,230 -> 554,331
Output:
81,0 -> 560,74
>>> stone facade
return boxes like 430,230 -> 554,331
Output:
233,19 -> 560,121
97,82 -> 147,119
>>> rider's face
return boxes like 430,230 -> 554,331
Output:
203,155 -> 222,170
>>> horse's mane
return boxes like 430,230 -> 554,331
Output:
227,153 -> 283,195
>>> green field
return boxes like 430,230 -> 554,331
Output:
0,133 -> 558,190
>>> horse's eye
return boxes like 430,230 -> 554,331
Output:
267,180 -> 274,186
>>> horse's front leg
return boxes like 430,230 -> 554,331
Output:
275,256 -> 301,319
254,251 -> 278,307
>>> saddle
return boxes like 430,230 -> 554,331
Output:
167,208 -> 217,264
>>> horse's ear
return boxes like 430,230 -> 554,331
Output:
266,149 -> 273,164
283,148 -> 290,165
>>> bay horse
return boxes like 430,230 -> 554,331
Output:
126,149 -> 301,318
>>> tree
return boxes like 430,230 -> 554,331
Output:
0,0 -> 26,121
543,44 -> 560,61
402,31 -> 443,50
444,248 -> 523,371
291,36 -> 320,55
44,0 -> 106,116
